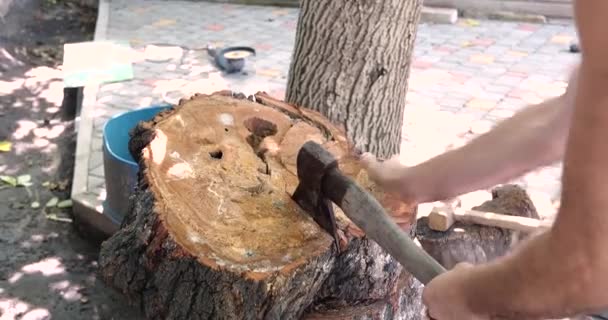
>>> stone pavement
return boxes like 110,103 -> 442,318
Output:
72,0 -> 579,233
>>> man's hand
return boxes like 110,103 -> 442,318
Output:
423,262 -> 489,320
359,153 -> 417,203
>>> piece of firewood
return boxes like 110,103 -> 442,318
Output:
98,91 -> 425,319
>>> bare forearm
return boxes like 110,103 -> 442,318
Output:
464,64 -> 608,319
464,230 -> 593,319
406,97 -> 571,203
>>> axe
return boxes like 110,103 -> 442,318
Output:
291,141 -> 446,285
289,142 -> 608,320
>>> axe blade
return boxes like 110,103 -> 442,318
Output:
292,141 -> 447,285
291,141 -> 341,251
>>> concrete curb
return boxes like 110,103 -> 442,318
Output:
202,0 -> 298,7
71,0 -> 117,239
485,10 -> 547,23
421,6 -> 458,24
93,0 -> 109,40
423,0 -> 572,19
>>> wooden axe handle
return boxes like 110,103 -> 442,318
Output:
323,169 -> 446,285
429,206 -> 553,233
456,209 -> 552,233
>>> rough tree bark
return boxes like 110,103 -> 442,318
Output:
416,184 -> 541,269
98,91 -> 423,319
285,0 -> 423,159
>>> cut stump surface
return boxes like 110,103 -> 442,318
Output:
98,91 -> 423,319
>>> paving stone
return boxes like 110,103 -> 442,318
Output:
456,108 -> 490,121
89,150 -> 103,172
497,98 -> 529,111
517,24 -> 540,32
466,98 -> 496,110
451,64 -> 484,76
474,92 -> 505,101
457,190 -> 493,210
526,189 -> 559,218
87,175 -> 106,194
495,54 -> 524,64
93,116 -> 110,130
506,50 -> 529,57
479,67 -> 507,77
92,137 -> 102,151
90,164 -> 104,179
484,84 -> 512,94
93,128 -> 103,138
550,35 -> 574,45
469,120 -> 494,135
486,108 -> 516,120
438,96 -> 468,108
525,178 -> 562,200
493,75 -> 525,86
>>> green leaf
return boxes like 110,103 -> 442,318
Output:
0,175 -> 17,187
16,175 -> 31,186
14,174 -> 33,187
463,19 -> 480,27
57,199 -> 73,208
46,213 -> 72,223
31,201 -> 40,209
46,197 -> 59,207
0,141 -> 11,152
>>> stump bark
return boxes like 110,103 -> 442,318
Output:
416,184 -> 541,269
98,91 -> 423,319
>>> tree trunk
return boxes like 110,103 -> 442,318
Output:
98,91 -> 422,319
284,1 -> 425,316
285,0 -> 423,159
416,184 -> 541,269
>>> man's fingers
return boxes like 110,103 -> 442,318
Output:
360,153 -> 382,182
360,153 -> 406,183
359,152 -> 377,168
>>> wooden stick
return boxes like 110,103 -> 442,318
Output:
457,208 -> 552,233
428,206 -> 553,233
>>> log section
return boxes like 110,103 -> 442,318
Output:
98,91 -> 423,319
416,184 -> 541,269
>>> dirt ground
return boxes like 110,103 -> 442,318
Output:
0,1 -> 143,319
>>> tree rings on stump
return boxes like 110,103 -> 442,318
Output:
416,184 -> 540,269
98,91 -> 423,319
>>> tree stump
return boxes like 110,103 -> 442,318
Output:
98,91 -> 424,319
416,184 -> 540,269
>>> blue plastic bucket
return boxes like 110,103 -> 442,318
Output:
102,104 -> 171,225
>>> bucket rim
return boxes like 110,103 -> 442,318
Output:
102,104 -> 172,168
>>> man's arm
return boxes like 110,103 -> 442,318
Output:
363,78 -> 576,204
406,90 -> 574,203
458,2 -> 608,317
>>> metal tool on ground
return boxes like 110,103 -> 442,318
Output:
291,140 -> 446,285
207,45 -> 256,73
428,204 -> 553,233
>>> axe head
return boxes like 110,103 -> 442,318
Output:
291,141 -> 341,252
